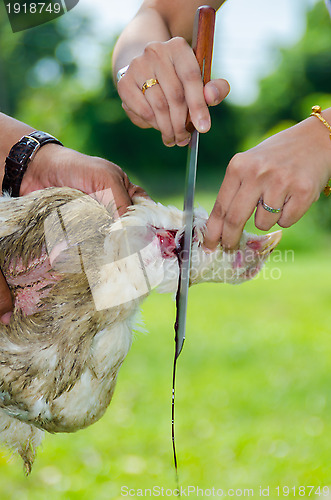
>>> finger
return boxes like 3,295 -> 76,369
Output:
100,186 -> 133,217
255,191 -> 285,231
0,270 -> 13,324
88,178 -> 133,217
204,166 -> 242,251
277,192 -> 313,228
114,174 -> 151,216
143,40 -> 195,145
277,177 -> 320,228
122,103 -> 154,130
173,48 -> 211,133
142,81 -> 177,146
221,183 -> 262,250
118,71 -> 159,130
138,39 -> 190,145
128,183 -> 151,201
91,188 -> 132,217
115,182 -> 153,215
151,63 -> 191,146
204,79 -> 230,107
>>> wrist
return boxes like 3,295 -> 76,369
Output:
0,113 -> 33,181
310,106 -> 331,180
299,111 -> 331,182
2,131 -> 63,197
20,143 -> 68,195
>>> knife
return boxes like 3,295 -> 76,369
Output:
174,6 -> 216,360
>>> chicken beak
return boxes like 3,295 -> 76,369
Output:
258,230 -> 282,255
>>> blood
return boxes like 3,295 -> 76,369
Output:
246,240 -> 262,252
171,232 -> 185,493
156,229 -> 177,259
233,250 -> 243,269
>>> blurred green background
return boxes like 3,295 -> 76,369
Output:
0,1 -> 330,498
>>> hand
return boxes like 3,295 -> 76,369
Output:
0,145 -> 149,323
204,116 -> 331,251
20,144 -> 148,214
117,37 -> 230,147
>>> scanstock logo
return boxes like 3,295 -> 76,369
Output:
3,0 -> 79,32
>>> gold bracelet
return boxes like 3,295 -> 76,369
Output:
310,105 -> 331,196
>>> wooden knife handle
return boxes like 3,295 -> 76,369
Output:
186,5 -> 216,133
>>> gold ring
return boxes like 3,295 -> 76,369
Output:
142,78 -> 159,95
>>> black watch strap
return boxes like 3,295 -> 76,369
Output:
2,131 -> 63,197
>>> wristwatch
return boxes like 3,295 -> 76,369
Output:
2,131 -> 63,197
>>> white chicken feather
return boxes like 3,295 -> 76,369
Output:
0,187 -> 281,473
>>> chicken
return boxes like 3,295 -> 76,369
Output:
0,187 -> 281,473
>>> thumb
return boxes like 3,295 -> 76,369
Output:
0,270 -> 13,325
88,181 -> 151,218
115,183 -> 151,217
204,79 -> 230,107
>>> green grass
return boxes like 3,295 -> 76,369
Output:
0,195 -> 330,499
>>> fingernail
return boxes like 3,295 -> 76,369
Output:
165,141 -> 176,147
201,242 -> 217,254
197,119 -> 210,133
177,137 -> 191,147
209,83 -> 221,105
1,312 -> 12,325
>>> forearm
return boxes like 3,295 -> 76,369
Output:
112,5 -> 170,80
0,113 -> 34,179
112,0 -> 225,80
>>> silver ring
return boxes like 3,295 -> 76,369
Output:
259,199 -> 282,214
116,65 -> 129,83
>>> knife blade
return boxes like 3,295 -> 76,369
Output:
174,6 -> 216,359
